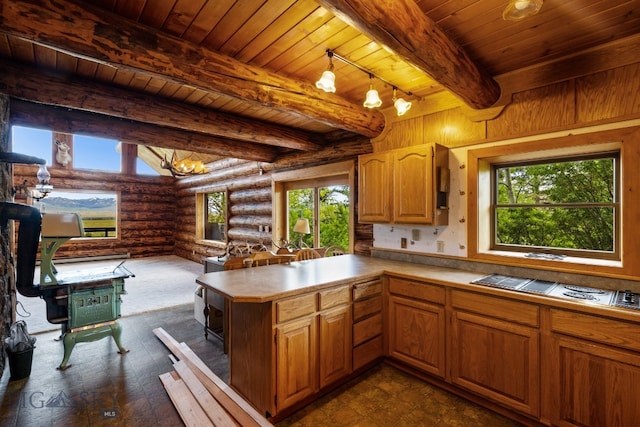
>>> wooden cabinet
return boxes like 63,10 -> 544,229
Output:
449,290 -> 540,418
276,314 -> 318,409
387,277 -> 446,377
547,309 -> 640,426
358,151 -> 392,222
358,143 -> 448,225
318,287 -> 352,388
352,279 -> 383,370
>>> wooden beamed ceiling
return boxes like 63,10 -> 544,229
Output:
0,0 -> 639,162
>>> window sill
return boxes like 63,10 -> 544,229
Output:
480,249 -> 622,269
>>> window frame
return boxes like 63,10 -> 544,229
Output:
196,190 -> 229,247
489,152 -> 620,260
466,127 -> 639,276
272,161 -> 355,253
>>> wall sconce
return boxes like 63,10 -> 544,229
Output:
315,49 -> 415,115
315,50 -> 336,93
393,87 -> 412,116
293,218 -> 311,249
12,163 -> 53,201
160,150 -> 207,177
363,74 -> 382,109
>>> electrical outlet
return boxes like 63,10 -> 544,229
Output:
437,240 -> 445,252
401,237 -> 407,248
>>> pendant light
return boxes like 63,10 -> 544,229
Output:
392,87 -> 412,116
363,74 -> 382,109
315,51 -> 336,93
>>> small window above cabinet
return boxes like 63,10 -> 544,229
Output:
358,143 -> 449,225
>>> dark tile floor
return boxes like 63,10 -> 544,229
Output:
1,304 -> 522,426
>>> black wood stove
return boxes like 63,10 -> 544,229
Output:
1,203 -> 133,370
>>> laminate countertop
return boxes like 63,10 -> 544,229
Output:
196,254 -> 482,303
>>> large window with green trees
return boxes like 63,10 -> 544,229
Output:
204,191 -> 227,242
492,152 -> 619,260
287,184 -> 350,249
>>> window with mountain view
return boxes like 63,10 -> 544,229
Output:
492,152 -> 619,260
39,191 -> 118,239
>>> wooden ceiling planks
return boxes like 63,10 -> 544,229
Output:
1,0 -> 639,161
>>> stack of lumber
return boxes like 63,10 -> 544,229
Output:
153,327 -> 272,427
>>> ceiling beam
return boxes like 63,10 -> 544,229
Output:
0,0 -> 385,138
9,100 -> 280,163
0,60 -> 322,152
317,0 -> 501,110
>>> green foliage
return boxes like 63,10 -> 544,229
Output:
207,192 -> 226,224
287,185 -> 349,249
496,156 -> 615,253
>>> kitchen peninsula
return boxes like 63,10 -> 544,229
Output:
196,255 -> 640,426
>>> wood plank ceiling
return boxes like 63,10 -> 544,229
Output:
0,0 -> 639,169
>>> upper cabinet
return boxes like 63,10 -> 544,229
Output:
358,143 -> 449,225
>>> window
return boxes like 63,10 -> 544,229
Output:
11,126 -> 52,164
492,153 -> 619,260
203,191 -> 227,242
73,134 -> 120,172
273,161 -> 355,252
39,190 -> 118,239
287,184 -> 350,249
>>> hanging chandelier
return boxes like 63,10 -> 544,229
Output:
160,151 -> 207,177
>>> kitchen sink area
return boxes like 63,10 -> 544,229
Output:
471,274 -> 639,311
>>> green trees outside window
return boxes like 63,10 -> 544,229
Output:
493,153 -> 618,259
287,185 -> 349,250
205,191 -> 226,241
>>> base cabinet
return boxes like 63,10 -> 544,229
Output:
547,309 -> 640,426
276,315 -> 318,409
387,277 -> 446,378
448,291 -> 540,418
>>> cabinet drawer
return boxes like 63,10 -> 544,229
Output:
353,280 -> 382,301
353,295 -> 382,322
388,277 -> 445,304
353,335 -> 383,371
550,309 -> 640,352
353,313 -> 382,346
319,286 -> 350,310
451,290 -> 539,327
276,293 -> 316,323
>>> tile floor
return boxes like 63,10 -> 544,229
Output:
1,304 -> 524,426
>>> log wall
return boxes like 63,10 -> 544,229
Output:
13,166 -> 175,260
174,139 -> 373,263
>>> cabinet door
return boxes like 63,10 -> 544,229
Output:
319,306 -> 352,388
548,334 -> 640,427
388,295 -> 445,377
393,145 -> 433,223
276,316 -> 318,410
358,152 -> 391,222
450,310 -> 540,417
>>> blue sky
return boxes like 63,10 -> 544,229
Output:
11,125 -> 158,175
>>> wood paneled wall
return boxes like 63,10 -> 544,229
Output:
13,166 -> 175,260
374,62 -> 640,151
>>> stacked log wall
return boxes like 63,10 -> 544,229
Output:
13,166 -> 175,259
175,139 -> 374,263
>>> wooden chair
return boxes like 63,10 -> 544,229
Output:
223,257 -> 248,270
324,245 -> 346,257
294,248 -> 321,261
247,251 -> 293,267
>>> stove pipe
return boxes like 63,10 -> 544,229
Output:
0,202 -> 42,297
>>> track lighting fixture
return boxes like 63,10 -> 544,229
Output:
315,51 -> 336,93
315,49 -> 414,115
363,74 -> 382,109
392,87 -> 412,116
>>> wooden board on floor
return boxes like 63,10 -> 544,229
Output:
159,371 -> 213,427
154,327 -> 272,427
